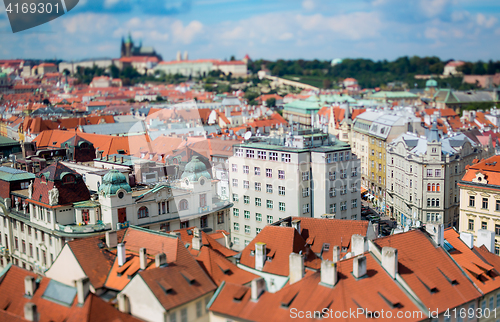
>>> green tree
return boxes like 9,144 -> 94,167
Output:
322,79 -> 332,89
266,97 -> 276,107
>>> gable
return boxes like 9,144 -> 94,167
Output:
45,245 -> 87,288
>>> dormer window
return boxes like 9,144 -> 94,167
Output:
63,175 -> 75,184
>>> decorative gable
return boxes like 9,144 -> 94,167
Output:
472,171 -> 488,184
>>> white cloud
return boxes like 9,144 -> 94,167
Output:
62,13 -> 117,34
171,20 -> 203,44
420,0 -> 449,18
302,0 -> 316,11
279,32 -> 294,41
476,13 -> 497,28
103,0 -> 120,9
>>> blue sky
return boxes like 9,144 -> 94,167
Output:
0,0 -> 500,61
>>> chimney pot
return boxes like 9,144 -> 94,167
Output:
381,247 -> 398,279
24,303 -> 38,322
289,253 -> 304,285
351,234 -> 367,256
251,277 -> 266,300
155,253 -> 167,268
76,277 -> 90,305
255,242 -> 266,271
353,255 -> 367,278
320,260 -> 337,287
139,247 -> 147,270
24,276 -> 37,298
105,231 -> 117,248
117,243 -> 126,266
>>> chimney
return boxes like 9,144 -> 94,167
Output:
351,234 -> 367,256
76,277 -> 90,305
24,303 -> 38,322
381,247 -> 398,279
477,229 -> 495,252
117,243 -> 126,266
320,260 -> 337,287
255,242 -> 266,271
113,155 -> 117,162
117,293 -> 130,314
139,248 -> 147,270
223,232 -> 230,248
460,231 -> 474,249
192,228 -> 202,251
352,255 -> 367,279
291,219 -> 301,234
24,276 -> 37,297
332,246 -> 340,263
289,253 -> 304,285
106,231 -> 117,248
251,277 -> 266,301
425,223 -> 444,246
155,253 -> 167,267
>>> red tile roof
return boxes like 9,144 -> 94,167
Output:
175,227 -> 237,258
374,229 -> 481,313
460,155 -> 500,186
239,226 -> 321,276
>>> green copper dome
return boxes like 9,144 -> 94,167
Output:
426,79 -> 438,88
181,156 -> 211,182
99,169 -> 131,195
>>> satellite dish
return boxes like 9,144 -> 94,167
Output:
244,131 -> 252,140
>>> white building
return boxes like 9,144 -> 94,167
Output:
228,129 -> 360,250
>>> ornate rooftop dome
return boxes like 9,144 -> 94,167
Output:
181,156 -> 211,182
99,169 -> 131,196
426,79 -> 438,88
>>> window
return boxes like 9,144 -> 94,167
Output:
281,153 -> 291,163
436,183 -> 440,192
278,170 -> 285,179
255,198 -> 261,206
243,180 -> 249,189
303,204 -> 309,214
340,169 -> 347,179
245,225 -> 250,234
267,215 -> 273,224
279,202 -> 285,211
234,237 -> 239,245
29,243 -> 33,257
258,151 -> 267,160
196,301 -> 202,318
340,185 -> 346,195
482,222 -> 487,230
244,195 -> 250,204
352,167 -> 357,177
468,219 -> 474,231
302,171 -> 309,181
496,200 -> 500,211
235,149 -> 243,157
351,199 -> 357,209
243,165 -> 249,174
137,207 -> 149,219
22,240 -> 26,254
497,293 -> 500,307
333,153 -> 338,162
200,215 -> 208,228
200,194 -> 207,207
267,200 -> 273,209
232,164 -> 237,172
244,211 -> 250,219
346,152 -> 350,161
270,152 -> 278,161
232,179 -> 238,187
490,296 -> 494,311
339,152 -> 344,161
181,308 -> 188,322
256,228 -> 262,234
469,196 -> 475,207
302,188 -> 309,197
329,171 -> 336,181
254,167 -> 261,175
435,169 -> 441,177
329,187 -> 336,197
255,182 -> 261,191
233,223 -> 239,231
340,201 -> 347,211
496,224 -> 500,236
266,169 -> 272,178
326,154 -> 332,163
256,213 -> 262,222
266,184 -> 273,193
330,204 -> 336,213
427,169 -> 433,177
279,186 -> 286,196
410,165 -> 412,173
246,150 -> 254,158
482,198 -> 489,209
233,194 -> 239,202
233,208 -> 239,217
179,199 -> 189,211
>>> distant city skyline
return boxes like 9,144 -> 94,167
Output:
0,0 -> 500,62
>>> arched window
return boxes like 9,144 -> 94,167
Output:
427,198 -> 431,207
431,198 -> 436,207
432,184 -> 435,192
63,175 -> 75,184
138,206 -> 149,219
179,199 -> 189,211
427,183 -> 431,192
436,199 -> 440,207
436,184 -> 440,192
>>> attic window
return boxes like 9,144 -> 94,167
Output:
52,141 -> 57,145
158,280 -> 173,294
341,246 -> 348,252
438,268 -> 458,286
323,243 -> 330,252
378,292 -> 402,309
181,270 -> 195,284
280,290 -> 299,308
63,175 -> 75,184
233,288 -> 247,302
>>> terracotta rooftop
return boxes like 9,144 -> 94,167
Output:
461,155 -> 500,186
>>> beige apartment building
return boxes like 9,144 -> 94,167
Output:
387,125 -> 484,228
229,129 -> 360,251
459,155 -> 500,254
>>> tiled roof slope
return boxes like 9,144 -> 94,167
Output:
444,228 -> 500,295
374,229 -> 481,313
239,226 -> 321,276
175,227 -> 237,257
210,253 -> 423,322
0,265 -> 140,322
30,161 -> 90,206
461,155 -> 500,186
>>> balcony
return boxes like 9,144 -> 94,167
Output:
56,222 -> 111,234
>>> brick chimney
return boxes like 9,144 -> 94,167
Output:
320,260 -> 337,287
289,253 -> 304,285
381,247 -> 398,279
